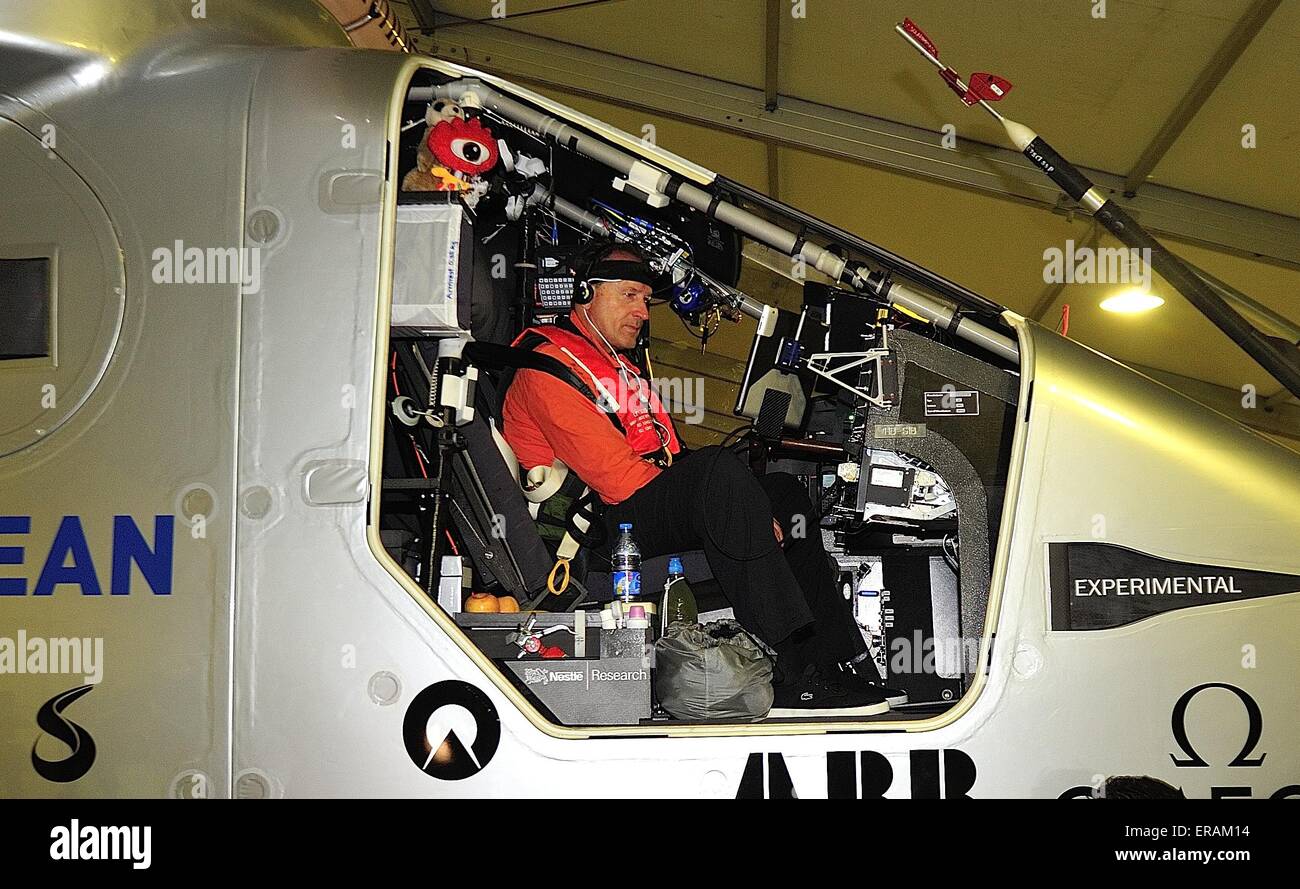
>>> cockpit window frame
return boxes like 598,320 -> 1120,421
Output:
364,57 -> 1020,741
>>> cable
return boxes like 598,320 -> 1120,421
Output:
641,346 -> 674,467
420,0 -> 628,29
720,424 -> 755,448
409,439 -> 429,477
942,533 -> 960,574
677,313 -> 708,340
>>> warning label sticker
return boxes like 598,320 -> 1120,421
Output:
924,389 -> 980,417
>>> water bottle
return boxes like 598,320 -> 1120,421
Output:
611,523 -> 641,604
661,556 -> 697,632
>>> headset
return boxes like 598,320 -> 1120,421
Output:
570,240 -> 604,305
570,241 -> 656,305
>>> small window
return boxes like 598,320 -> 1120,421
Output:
0,257 -> 51,359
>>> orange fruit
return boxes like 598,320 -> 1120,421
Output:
464,592 -> 499,613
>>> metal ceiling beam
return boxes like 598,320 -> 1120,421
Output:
404,0 -> 434,29
424,24 -> 1300,270
1121,0 -> 1281,196
398,0 -> 439,53
766,142 -> 780,200
764,0 -> 780,196
764,0 -> 780,112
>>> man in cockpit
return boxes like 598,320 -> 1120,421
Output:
502,242 -> 900,716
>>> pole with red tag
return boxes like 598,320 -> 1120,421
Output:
894,17 -> 1300,398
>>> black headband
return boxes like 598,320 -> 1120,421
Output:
584,258 -> 657,287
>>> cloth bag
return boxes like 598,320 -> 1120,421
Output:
654,620 -> 773,721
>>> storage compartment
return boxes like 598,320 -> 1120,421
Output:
391,199 -> 473,333
455,611 -> 652,725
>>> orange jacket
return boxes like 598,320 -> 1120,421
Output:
501,311 -> 681,505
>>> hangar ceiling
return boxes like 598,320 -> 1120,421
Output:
380,0 -> 1300,445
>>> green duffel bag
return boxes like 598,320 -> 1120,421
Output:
654,620 -> 773,721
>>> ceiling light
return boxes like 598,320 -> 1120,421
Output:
1100,289 -> 1164,314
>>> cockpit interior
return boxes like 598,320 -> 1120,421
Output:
376,67 -> 1022,729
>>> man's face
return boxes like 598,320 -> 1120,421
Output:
583,279 -> 652,350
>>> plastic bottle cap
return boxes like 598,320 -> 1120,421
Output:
667,556 -> 683,575
619,523 -> 632,531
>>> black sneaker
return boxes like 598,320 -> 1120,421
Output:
768,665 -> 890,718
839,662 -> 909,706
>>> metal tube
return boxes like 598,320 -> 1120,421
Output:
1184,259 -> 1300,345
425,81 -> 638,175
952,318 -> 1021,364
672,179 -> 852,281
545,187 -> 771,325
776,438 -> 848,459
890,281 -> 957,328
736,295 -> 769,323
420,79 -> 1018,362
549,191 -> 610,234
890,282 -> 1019,363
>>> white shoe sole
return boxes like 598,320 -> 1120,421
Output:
767,700 -> 891,718
883,692 -> 909,706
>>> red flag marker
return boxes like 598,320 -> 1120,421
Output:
966,72 -> 1013,103
901,18 -> 939,58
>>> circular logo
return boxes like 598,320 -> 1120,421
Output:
403,681 -> 500,780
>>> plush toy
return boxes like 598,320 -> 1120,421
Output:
402,100 -> 465,192
428,98 -> 465,123
427,115 -> 500,178
401,100 -> 500,205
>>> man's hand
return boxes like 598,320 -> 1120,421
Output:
772,517 -> 784,544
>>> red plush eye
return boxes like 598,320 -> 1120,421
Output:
450,137 -> 492,166
427,117 -> 500,175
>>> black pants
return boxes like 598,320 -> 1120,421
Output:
602,446 -> 865,667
